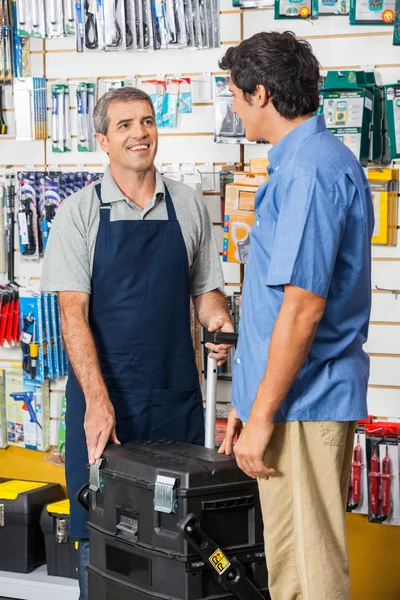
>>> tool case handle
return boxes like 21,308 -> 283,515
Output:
204,332 -> 238,346
204,331 -> 238,450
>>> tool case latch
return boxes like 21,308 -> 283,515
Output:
56,518 -> 68,543
154,475 -> 178,514
0,504 -> 4,527
89,459 -> 104,510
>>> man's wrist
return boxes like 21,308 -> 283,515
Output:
85,387 -> 110,407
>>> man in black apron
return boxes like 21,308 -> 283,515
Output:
40,86 -> 233,600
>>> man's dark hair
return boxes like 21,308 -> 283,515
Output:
219,31 -> 320,120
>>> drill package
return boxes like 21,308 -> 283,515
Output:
5,367 -> 50,451
366,422 -> 400,526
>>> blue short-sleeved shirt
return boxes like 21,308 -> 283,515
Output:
232,115 -> 374,423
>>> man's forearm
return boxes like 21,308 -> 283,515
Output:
192,289 -> 231,329
59,297 -> 108,405
252,286 -> 325,423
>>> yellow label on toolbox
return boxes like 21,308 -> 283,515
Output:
0,480 -> 46,500
209,549 -> 231,574
47,499 -> 70,516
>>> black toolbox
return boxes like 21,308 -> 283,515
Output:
0,478 -> 64,573
84,440 -> 269,599
40,499 -> 78,579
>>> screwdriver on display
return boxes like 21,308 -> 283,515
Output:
381,446 -> 392,519
351,434 -> 362,507
368,443 -> 380,518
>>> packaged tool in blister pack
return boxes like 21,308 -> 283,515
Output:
20,288 -> 45,383
318,0 -> 349,15
141,77 -> 165,126
17,171 -> 40,261
16,0 -> 75,37
274,0 -> 318,18
346,418 -> 373,515
38,173 -> 62,249
51,82 -> 72,153
214,76 -> 246,144
75,0 -> 126,51
350,0 -> 395,24
76,81 -> 96,151
366,422 -> 400,526
5,368 -> 50,451
12,0 -> 31,80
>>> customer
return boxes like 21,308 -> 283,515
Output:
218,32 -> 374,600
40,86 -> 233,600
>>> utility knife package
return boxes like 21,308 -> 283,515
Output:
85,440 -> 269,599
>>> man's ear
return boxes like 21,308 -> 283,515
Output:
96,133 -> 108,154
256,85 -> 269,108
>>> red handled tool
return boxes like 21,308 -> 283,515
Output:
368,444 -> 380,518
352,435 -> 362,507
381,446 -> 392,519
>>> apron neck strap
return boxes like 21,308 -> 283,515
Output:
95,180 -> 177,221
164,184 -> 177,221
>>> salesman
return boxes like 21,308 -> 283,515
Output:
40,86 -> 232,600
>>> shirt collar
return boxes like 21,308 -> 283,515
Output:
100,165 -> 165,204
268,115 -> 326,172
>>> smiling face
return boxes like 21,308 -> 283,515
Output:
230,81 -> 268,143
96,100 -> 158,174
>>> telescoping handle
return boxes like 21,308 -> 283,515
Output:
204,331 -> 238,450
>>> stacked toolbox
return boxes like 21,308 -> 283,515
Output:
86,440 -> 269,600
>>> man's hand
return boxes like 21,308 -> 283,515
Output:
218,408 -> 243,455
84,397 -> 121,465
205,317 -> 235,366
233,416 -> 276,480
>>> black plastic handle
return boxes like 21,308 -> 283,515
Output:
205,332 -> 238,346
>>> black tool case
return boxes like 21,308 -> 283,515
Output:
85,441 -> 269,599
0,478 -> 64,573
40,499 -> 78,579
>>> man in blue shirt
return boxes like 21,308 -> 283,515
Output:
219,32 -> 374,600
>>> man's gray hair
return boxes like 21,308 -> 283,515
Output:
93,86 -> 155,135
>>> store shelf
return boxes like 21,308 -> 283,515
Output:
0,565 -> 79,600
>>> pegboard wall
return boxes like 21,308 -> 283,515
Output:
0,2 -> 400,426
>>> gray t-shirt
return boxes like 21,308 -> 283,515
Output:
40,167 -> 224,297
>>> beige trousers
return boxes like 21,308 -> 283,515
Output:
258,421 -> 356,600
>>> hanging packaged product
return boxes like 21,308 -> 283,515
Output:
17,171 -> 40,261
183,0 -> 195,46
16,0 -> 47,38
142,0 -> 154,48
20,288 -> 45,383
163,78 -> 179,127
0,370 -> 7,449
319,70 -> 373,167
274,0 -> 318,19
384,82 -> 400,159
104,0 -> 126,50
14,77 -> 48,141
368,168 -> 399,246
38,173 -> 62,249
141,77 -> 165,126
5,368 -> 50,451
178,77 -> 192,113
317,0 -> 349,13
346,419 -> 373,515
219,168 -> 235,226
364,73 -> 390,165
232,0 -> 273,9
76,81 -> 96,151
63,0 -> 76,34
45,0 -> 64,37
51,83 -> 72,153
12,0 -> 31,80
350,0 -> 395,24
366,423 -> 400,526
214,76 -> 246,144
41,293 -> 54,380
165,0 -> 187,47
223,173 -> 268,265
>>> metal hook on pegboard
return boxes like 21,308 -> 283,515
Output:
375,285 -> 400,300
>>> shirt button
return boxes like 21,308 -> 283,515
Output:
236,358 -> 241,364
257,220 -> 259,226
